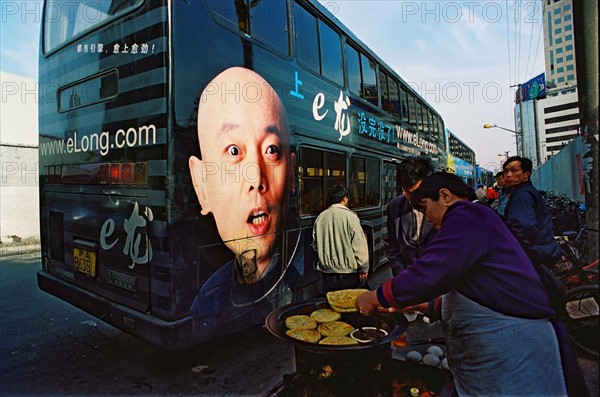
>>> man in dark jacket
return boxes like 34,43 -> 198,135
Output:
503,156 -> 562,267
385,156 -> 436,276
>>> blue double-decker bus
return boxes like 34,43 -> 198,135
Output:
444,128 -> 476,188
38,0 -> 447,348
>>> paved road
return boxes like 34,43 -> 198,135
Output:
0,252 -> 294,396
1,250 -> 597,396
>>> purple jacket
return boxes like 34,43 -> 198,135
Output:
376,200 -> 589,397
377,200 -> 552,318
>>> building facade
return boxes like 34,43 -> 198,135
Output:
537,86 -> 580,161
514,0 -> 580,167
543,0 -> 577,87
515,84 -> 579,166
0,72 -> 40,242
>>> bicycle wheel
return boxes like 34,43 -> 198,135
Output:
564,284 -> 599,358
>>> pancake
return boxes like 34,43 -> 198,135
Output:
285,315 -> 317,330
310,308 -> 341,323
326,289 -> 369,312
329,304 -> 358,313
317,320 -> 354,337
286,329 -> 321,343
319,336 -> 358,345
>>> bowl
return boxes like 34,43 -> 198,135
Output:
350,327 -> 389,343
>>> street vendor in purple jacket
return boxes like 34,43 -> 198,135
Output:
356,172 -> 588,397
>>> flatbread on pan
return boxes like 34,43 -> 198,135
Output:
319,336 -> 358,345
329,304 -> 357,313
326,289 -> 369,312
310,308 -> 341,323
285,315 -> 317,330
317,321 -> 355,337
286,329 -> 321,343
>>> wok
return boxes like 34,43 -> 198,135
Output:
265,298 -> 408,354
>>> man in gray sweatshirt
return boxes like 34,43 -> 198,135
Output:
312,185 -> 369,293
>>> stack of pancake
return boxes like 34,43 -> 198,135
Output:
283,289 -> 370,345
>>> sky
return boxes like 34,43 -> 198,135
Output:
0,0 -> 546,171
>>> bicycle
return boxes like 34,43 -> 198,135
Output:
554,225 -> 596,286
552,229 -> 599,358
563,283 -> 599,358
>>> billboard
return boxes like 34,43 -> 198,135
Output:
515,73 -> 546,104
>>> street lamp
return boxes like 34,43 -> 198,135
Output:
497,151 -> 510,166
483,123 -> 520,156
483,123 -> 517,134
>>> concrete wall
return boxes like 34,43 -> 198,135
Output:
531,136 -> 589,202
1,71 -> 39,243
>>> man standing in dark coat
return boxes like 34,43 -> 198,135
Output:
385,156 -> 436,275
502,156 -> 562,267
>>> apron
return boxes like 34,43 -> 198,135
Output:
441,290 -> 567,397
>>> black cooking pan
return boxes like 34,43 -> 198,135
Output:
266,298 -> 408,354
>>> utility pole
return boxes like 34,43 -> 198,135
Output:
510,83 -> 523,157
573,0 -> 599,260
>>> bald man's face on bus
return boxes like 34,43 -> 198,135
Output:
189,67 -> 295,275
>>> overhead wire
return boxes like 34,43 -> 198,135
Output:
524,1 -> 536,79
524,0 -> 544,78
516,0 -> 522,82
505,0 -> 513,85
529,0 -> 545,78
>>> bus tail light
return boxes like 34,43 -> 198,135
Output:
44,162 -> 147,186
120,163 -> 134,184
110,164 -> 121,183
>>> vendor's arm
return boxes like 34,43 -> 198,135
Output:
377,204 -> 485,310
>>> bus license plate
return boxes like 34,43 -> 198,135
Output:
73,247 -> 97,277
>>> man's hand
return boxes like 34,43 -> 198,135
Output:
358,271 -> 368,281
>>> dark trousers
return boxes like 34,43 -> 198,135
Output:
321,272 -> 362,294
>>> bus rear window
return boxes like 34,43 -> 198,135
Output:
44,0 -> 144,53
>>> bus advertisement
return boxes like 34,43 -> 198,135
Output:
38,0 -> 447,348
444,128 -> 476,188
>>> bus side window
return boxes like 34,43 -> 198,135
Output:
350,156 -> 381,209
360,54 -> 378,106
346,44 -> 362,97
206,0 -> 289,55
319,20 -> 343,87
298,148 -> 347,215
299,147 -> 324,215
250,0 -> 289,55
293,3 -> 319,73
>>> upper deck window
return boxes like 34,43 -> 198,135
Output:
388,77 -> 400,119
379,70 -> 389,113
361,54 -> 377,106
400,87 -> 410,121
379,70 -> 400,119
346,44 -> 361,97
293,3 -> 343,86
44,0 -> 143,53
407,93 -> 417,127
207,0 -> 289,55
318,20 -> 343,87
293,4 -> 319,72
346,43 -> 378,106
